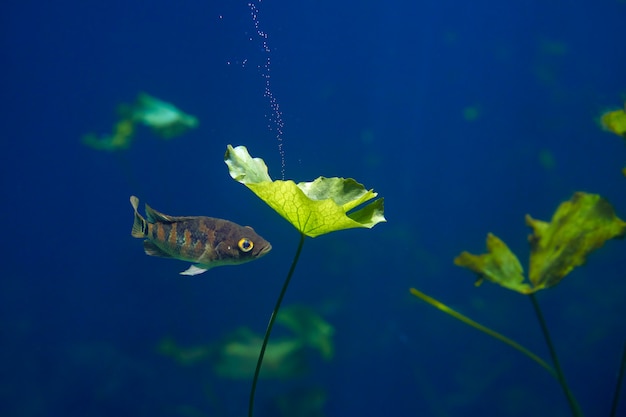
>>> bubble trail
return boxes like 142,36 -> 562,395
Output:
248,1 -> 286,179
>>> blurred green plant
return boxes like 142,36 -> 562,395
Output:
411,192 -> 626,417
82,93 -> 198,151
600,102 -> 626,139
598,101 -> 626,176
159,304 -> 334,378
225,145 -> 385,417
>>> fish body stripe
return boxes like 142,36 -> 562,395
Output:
156,222 -> 166,242
146,219 -> 220,263
168,222 -> 178,248
181,229 -> 193,259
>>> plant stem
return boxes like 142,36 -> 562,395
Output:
529,293 -> 584,417
248,232 -> 306,417
409,288 -> 556,377
609,340 -> 626,417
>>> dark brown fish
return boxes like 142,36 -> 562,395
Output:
130,196 -> 271,275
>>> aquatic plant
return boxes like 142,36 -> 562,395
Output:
128,93 -> 198,139
82,117 -> 135,151
82,93 -> 198,151
159,304 -> 335,379
598,101 -> 626,176
411,192 -> 626,417
224,144 -> 385,417
600,102 -> 626,139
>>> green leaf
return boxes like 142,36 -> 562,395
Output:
225,145 -> 386,237
526,192 -> 626,290
224,144 -> 272,184
454,233 -> 532,294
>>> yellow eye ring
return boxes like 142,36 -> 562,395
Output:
238,238 -> 254,252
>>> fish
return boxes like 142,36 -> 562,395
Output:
130,195 -> 271,275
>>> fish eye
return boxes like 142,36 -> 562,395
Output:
238,238 -> 253,252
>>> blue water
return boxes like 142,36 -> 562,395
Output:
2,1 -> 625,416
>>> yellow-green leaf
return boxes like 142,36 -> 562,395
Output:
454,192 -> 626,294
454,233 -> 532,294
600,104 -> 626,138
225,145 -> 386,237
526,192 -> 626,290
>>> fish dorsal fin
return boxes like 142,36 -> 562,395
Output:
145,203 -> 177,223
143,241 -> 173,258
145,203 -> 196,223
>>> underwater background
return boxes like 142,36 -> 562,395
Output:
2,0 -> 626,416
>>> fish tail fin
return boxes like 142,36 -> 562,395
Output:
130,195 -> 148,238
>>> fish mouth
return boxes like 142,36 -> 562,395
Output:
259,243 -> 272,256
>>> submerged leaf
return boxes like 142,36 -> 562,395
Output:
224,144 -> 272,184
131,93 -> 199,139
213,328 -> 306,379
600,104 -> 626,138
276,305 -> 335,360
82,118 -> 135,151
82,93 -> 197,152
455,192 -> 626,294
526,192 -> 626,290
598,103 -> 626,174
224,145 -> 386,237
454,233 -> 531,294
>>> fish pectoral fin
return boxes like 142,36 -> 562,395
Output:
180,264 -> 210,276
143,241 -> 173,258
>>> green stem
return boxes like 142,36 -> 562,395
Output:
409,288 -> 555,377
248,232 -> 306,417
529,293 -> 584,417
609,340 -> 626,417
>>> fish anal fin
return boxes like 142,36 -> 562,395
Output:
180,264 -> 209,276
143,241 -> 173,258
